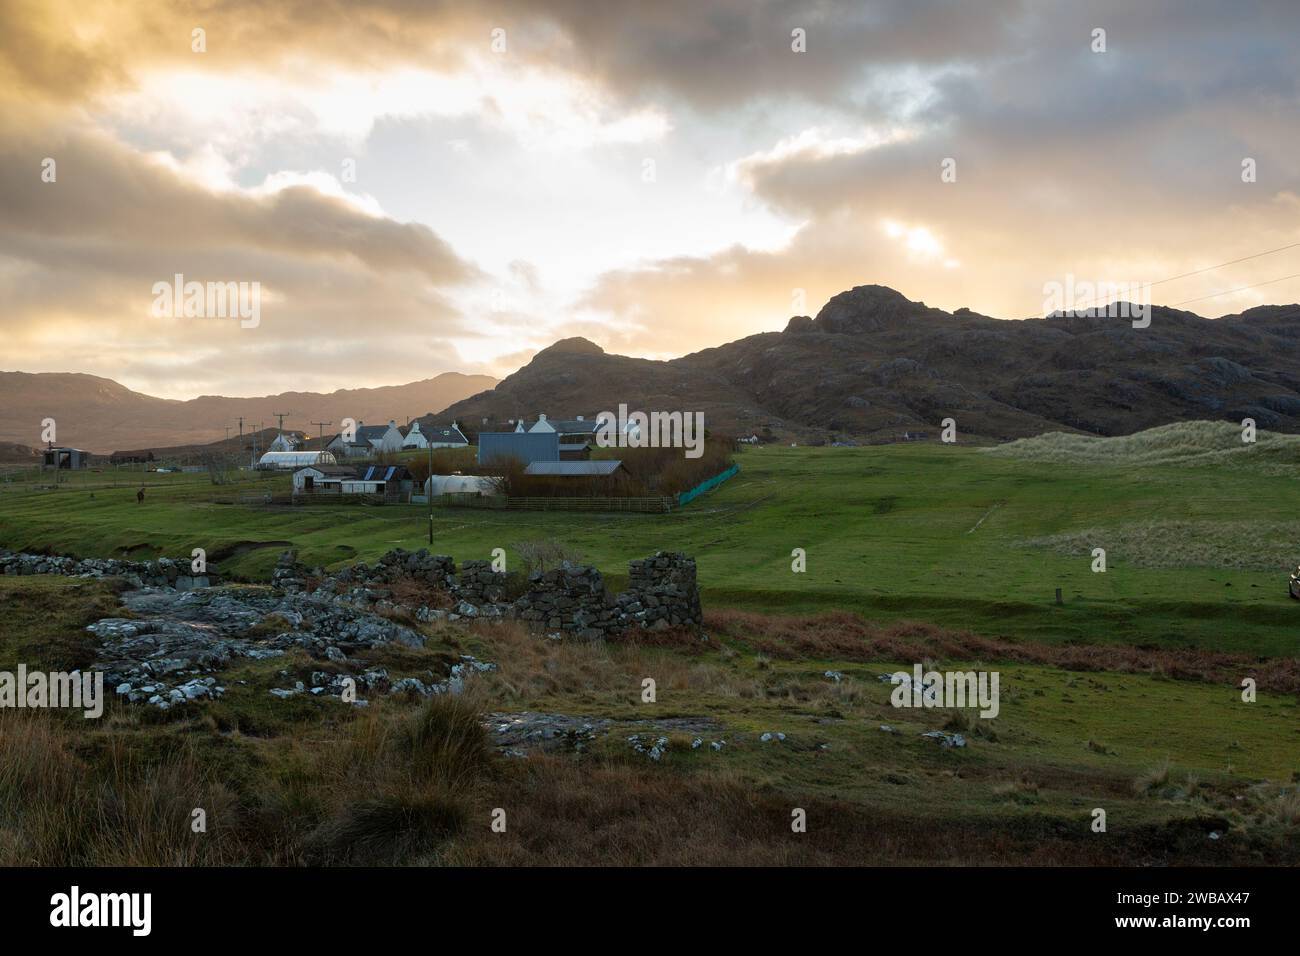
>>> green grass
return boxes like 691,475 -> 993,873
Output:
3,559 -> 1297,865
2,440 -> 1299,655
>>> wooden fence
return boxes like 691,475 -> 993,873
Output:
213,491 -> 387,506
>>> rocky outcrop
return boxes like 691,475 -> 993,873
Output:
87,584 -> 486,711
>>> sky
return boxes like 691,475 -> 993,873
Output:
1,0 -> 1299,399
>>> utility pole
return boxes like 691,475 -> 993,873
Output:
273,412 -> 289,432
312,421 -> 332,444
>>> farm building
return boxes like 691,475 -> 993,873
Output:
478,431 -> 561,467
291,464 -> 355,492
401,420 -> 468,450
257,450 -> 338,470
343,464 -> 415,501
110,449 -> 156,464
42,447 -> 89,469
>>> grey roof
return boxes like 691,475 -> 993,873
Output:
548,419 -> 599,434
524,460 -> 624,477
479,431 -> 561,466
408,422 -> 468,444
522,418 -> 600,435
355,424 -> 395,441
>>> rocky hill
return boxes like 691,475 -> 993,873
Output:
442,285 -> 1300,441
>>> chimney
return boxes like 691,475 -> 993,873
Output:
576,415 -> 584,421
388,420 -> 396,428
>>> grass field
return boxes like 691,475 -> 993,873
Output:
3,434 -> 1299,865
2,575 -> 1297,865
3,439 -> 1299,656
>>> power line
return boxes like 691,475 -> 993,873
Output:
1071,237 -> 1300,313
1147,240 -> 1300,290
1171,272 -> 1300,308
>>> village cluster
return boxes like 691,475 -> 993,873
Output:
38,411 -> 661,504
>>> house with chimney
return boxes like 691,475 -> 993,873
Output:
401,420 -> 469,450
325,420 -> 404,458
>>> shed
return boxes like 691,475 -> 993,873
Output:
42,447 -> 89,469
292,464 -> 355,492
344,464 -> 414,501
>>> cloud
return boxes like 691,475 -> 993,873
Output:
580,1 -> 1300,338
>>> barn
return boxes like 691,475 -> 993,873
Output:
291,464 -> 355,493
42,447 -> 89,469
343,464 -> 415,502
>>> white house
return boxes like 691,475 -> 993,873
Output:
268,432 -> 300,452
401,420 -> 469,450
324,420 -> 405,458
362,420 -> 405,453
521,413 -> 640,443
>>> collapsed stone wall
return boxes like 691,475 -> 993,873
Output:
513,564 -> 617,639
5,544 -> 701,638
514,551 -> 702,637
0,549 -> 217,590
457,559 -> 507,604
617,552 -> 702,629
290,547 -> 702,637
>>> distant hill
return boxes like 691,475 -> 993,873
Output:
0,442 -> 38,464
0,371 -> 498,453
440,285 -> 1300,442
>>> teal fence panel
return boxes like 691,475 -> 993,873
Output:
676,463 -> 739,507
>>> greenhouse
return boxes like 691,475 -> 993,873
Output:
256,450 -> 338,470
425,474 -> 498,496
